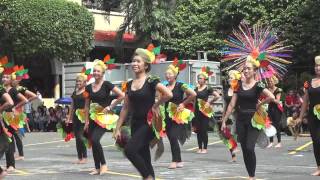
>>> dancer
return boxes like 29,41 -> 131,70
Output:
67,67 -> 91,164
0,56 -> 14,178
297,56 -> 320,176
220,21 -> 291,179
84,57 -> 125,175
11,65 -> 36,160
219,70 -> 241,162
266,76 -> 283,148
115,46 -> 172,180
2,65 -> 28,172
164,58 -> 196,169
193,66 -> 220,154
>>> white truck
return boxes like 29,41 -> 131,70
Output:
62,60 -> 224,117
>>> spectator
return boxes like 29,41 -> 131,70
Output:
24,101 -> 34,131
47,107 -> 58,132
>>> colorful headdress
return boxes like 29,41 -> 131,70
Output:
221,21 -> 292,81
1,56 -> 14,77
199,66 -> 213,80
14,65 -> 29,80
135,44 -> 161,64
93,54 -> 117,72
103,54 -> 118,70
228,70 -> 241,80
166,57 -> 186,76
0,56 -> 8,74
77,67 -> 92,81
315,56 -> 320,65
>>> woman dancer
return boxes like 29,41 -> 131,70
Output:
219,70 -> 241,162
221,60 -> 275,179
297,56 -> 320,176
115,46 -> 172,179
84,59 -> 124,175
11,66 -> 37,160
220,21 -> 291,179
266,76 -> 283,148
194,67 -> 220,154
164,59 -> 196,169
2,66 -> 28,172
67,68 -> 90,164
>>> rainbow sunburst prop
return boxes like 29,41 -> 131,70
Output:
221,21 -> 292,81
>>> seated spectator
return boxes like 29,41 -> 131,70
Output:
47,107 -> 58,132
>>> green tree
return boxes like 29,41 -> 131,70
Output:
0,0 -> 94,62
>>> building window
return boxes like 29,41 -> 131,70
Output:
82,0 -> 121,12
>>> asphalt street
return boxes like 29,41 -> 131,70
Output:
3,132 -> 319,180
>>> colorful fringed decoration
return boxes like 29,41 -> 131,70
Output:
147,105 -> 166,139
89,103 -> 118,130
216,125 -> 237,151
251,107 -> 268,130
167,102 -> 194,124
197,99 -> 214,118
314,104 -> 320,120
75,109 -> 86,123
115,126 -> 131,151
2,112 -> 25,131
56,122 -> 74,142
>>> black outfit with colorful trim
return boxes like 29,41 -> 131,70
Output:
235,81 -> 264,177
124,76 -> 159,178
71,91 -> 87,160
194,86 -> 213,150
268,88 -> 283,143
85,81 -> 114,170
305,80 -> 320,166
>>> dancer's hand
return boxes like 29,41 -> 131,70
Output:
102,106 -> 112,114
221,121 -> 226,131
296,118 -> 302,125
151,104 -> 160,120
177,103 -> 185,112
84,121 -> 89,131
204,102 -> 211,109
113,129 -> 121,140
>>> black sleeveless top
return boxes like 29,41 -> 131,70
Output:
5,88 -> 19,112
127,76 -> 160,127
71,91 -> 85,110
235,81 -> 264,115
305,80 -> 320,118
85,81 -> 114,108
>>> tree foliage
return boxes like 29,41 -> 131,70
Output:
0,0 -> 94,62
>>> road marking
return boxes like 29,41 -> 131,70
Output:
288,141 -> 313,155
102,144 -> 115,148
25,140 -> 67,147
209,176 -> 264,180
186,140 -> 222,151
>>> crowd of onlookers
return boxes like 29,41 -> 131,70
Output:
284,88 -> 309,135
24,103 -> 69,132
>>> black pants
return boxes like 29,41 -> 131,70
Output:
268,108 -> 282,143
194,112 -> 209,149
308,115 -> 320,166
166,120 -> 182,162
89,121 -> 106,169
236,114 -> 260,177
73,119 -> 87,160
125,123 -> 154,178
13,131 -> 23,156
5,126 -> 15,168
